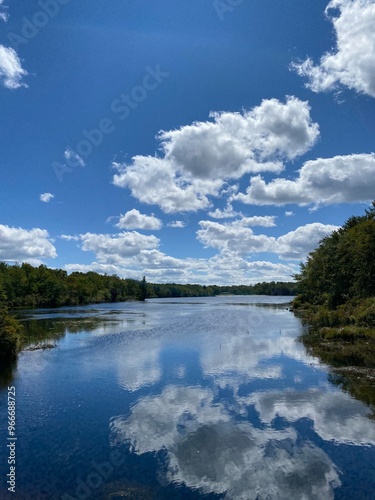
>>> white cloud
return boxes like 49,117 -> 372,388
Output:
205,255 -> 297,283
113,157 -> 221,213
0,225 -> 57,261
116,209 -> 162,230
239,215 -> 276,227
63,219 -> 335,284
60,234 -> 80,242
40,193 -> 54,203
197,220 -> 276,254
132,249 -> 191,270
196,216 -> 277,255
167,220 -> 186,228
64,244 -> 298,285
197,219 -> 338,261
79,231 -> 160,261
113,97 -> 319,213
0,0 -> 8,22
292,0 -> 375,98
208,204 -> 241,219
285,211 -> 294,217
234,153 -> 375,206
0,45 -> 28,89
276,223 -> 339,260
64,148 -> 85,167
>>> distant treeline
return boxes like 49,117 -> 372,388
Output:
0,261 -> 298,309
151,281 -> 298,298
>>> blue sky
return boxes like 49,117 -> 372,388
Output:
1,0 -> 375,284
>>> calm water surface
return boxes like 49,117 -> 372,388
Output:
1,296 -> 375,499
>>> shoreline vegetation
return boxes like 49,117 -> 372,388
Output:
292,203 -> 375,396
0,262 -> 297,360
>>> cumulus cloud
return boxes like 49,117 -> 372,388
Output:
79,231 -> 160,262
197,219 -> 337,261
167,220 -> 186,228
285,211 -> 294,217
240,215 -> 276,227
208,204 -> 242,219
292,0 -> 375,97
40,193 -> 54,203
206,215 -> 277,228
234,153 -> 375,206
65,253 -> 298,286
63,234 -> 203,282
113,157 -> 222,213
63,219 -> 335,284
116,209 -> 162,230
197,220 -> 276,254
276,222 -> 339,260
113,97 -> 319,213
60,234 -> 80,242
0,225 -> 57,261
205,255 -> 298,284
0,45 -> 28,89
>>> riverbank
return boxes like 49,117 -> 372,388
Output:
292,297 -> 375,358
293,298 -> 375,408
291,203 -> 375,367
298,328 -> 375,411
0,309 -> 20,361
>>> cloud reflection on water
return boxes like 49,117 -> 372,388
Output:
106,301 -> 351,498
110,385 -> 340,499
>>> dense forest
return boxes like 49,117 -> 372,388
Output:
0,261 -> 298,309
293,203 -> 375,333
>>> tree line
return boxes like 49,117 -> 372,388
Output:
0,261 -> 298,309
293,202 -> 375,330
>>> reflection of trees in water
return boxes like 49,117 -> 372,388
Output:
18,317 -> 119,348
0,357 -> 17,388
0,316 -> 121,386
220,302 -> 291,309
328,372 -> 375,419
301,333 -> 375,418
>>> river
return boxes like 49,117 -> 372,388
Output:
1,296 -> 375,499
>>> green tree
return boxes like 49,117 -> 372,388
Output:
140,276 -> 147,301
295,203 -> 375,308
0,309 -> 21,360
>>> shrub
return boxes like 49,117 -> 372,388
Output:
0,309 -> 21,360
354,298 -> 375,327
